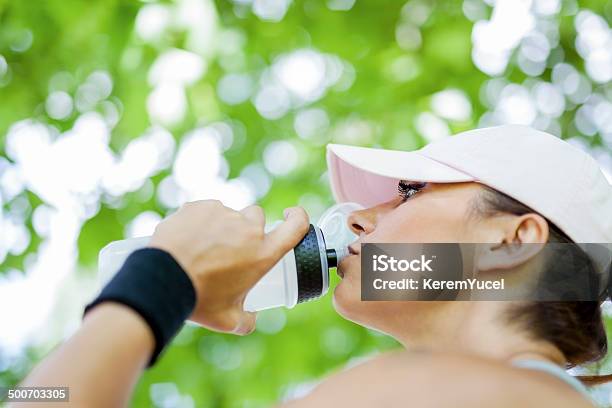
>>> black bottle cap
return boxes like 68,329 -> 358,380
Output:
294,225 -> 325,303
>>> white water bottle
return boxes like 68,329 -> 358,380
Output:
98,202 -> 363,312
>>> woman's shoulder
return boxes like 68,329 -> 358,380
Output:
282,350 -> 594,408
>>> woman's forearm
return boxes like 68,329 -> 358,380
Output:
13,303 -> 154,407
10,202 -> 308,407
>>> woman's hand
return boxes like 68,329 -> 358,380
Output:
13,200 -> 308,408
148,200 -> 310,335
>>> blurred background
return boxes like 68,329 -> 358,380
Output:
1,0 -> 611,406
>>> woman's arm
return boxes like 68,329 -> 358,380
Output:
11,201 -> 309,407
15,303 -> 154,407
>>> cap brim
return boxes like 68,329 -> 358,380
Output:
326,143 -> 475,207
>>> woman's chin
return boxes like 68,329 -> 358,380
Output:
332,280 -> 362,321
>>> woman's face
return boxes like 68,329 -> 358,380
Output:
334,181 -> 493,332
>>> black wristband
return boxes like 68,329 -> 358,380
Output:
84,248 -> 196,366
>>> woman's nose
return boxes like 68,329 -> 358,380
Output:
347,200 -> 397,235
347,208 -> 377,235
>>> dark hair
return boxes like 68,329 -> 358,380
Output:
474,185 -> 611,386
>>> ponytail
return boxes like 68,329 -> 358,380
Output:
476,186 -> 612,386
577,262 -> 612,387
576,374 -> 612,387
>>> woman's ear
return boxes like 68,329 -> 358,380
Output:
476,213 -> 549,271
512,213 -> 549,244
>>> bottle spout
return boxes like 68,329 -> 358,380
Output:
326,245 -> 351,268
326,249 -> 338,268
317,201 -> 363,270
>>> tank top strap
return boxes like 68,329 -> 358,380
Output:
512,359 -> 594,404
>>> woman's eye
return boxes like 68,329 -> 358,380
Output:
397,181 -> 427,202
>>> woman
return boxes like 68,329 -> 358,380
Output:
14,125 -> 611,407
289,124 -> 612,407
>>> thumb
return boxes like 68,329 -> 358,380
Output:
263,206 -> 310,262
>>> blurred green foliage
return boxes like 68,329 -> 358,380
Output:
1,0 -> 611,406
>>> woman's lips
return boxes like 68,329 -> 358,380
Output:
337,245 -> 359,279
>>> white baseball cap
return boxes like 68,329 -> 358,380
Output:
326,125 -> 612,277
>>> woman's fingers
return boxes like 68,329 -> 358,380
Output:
240,205 -> 265,229
233,311 -> 257,336
263,206 -> 310,262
